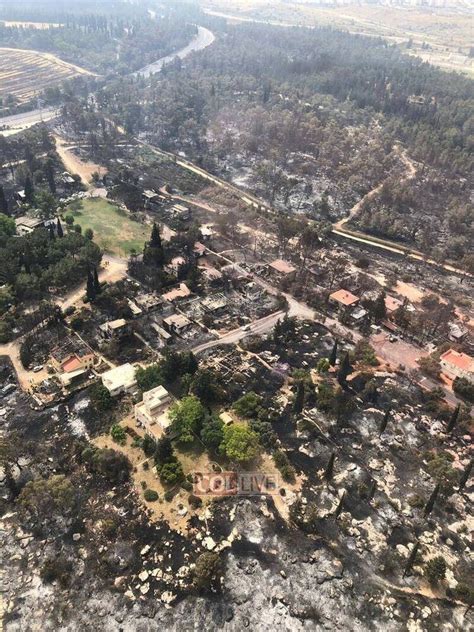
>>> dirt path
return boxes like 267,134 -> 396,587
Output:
55,254 -> 127,312
334,145 -> 417,231
54,135 -> 106,186
0,340 -> 48,390
0,256 -> 126,391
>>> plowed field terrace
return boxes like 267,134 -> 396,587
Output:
0,47 -> 95,102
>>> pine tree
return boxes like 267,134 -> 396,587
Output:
329,339 -> 338,366
379,408 -> 391,435
24,175 -> 34,203
324,452 -> 336,482
446,404 -> 460,433
93,267 -> 101,294
424,483 -> 440,517
293,381 -> 305,414
0,186 -> 8,215
337,352 -> 352,386
56,217 -> 63,238
403,541 -> 420,577
458,459 -> 472,492
86,270 -> 96,302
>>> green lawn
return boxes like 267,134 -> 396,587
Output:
66,197 -> 149,257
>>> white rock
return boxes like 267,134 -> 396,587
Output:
203,536 -> 216,550
138,570 -> 149,582
161,591 -> 176,605
72,533 -> 81,542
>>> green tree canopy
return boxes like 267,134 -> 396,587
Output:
233,391 -> 263,419
200,416 -> 224,451
220,423 -> 260,463
169,395 -> 207,444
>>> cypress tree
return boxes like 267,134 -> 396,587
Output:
334,491 -> 346,518
150,222 -> 162,248
379,408 -> 391,435
337,352 -> 352,386
329,339 -> 338,366
0,185 -> 8,215
44,158 -> 56,194
458,459 -> 472,492
324,452 -> 336,482
446,404 -> 460,433
86,270 -> 96,302
368,479 -> 377,501
154,436 -> 173,465
56,217 -> 64,238
93,267 -> 101,294
150,222 -> 163,248
372,291 -> 387,322
24,175 -> 34,203
424,483 -> 440,517
403,541 -> 420,577
273,319 -> 282,345
293,381 -> 305,414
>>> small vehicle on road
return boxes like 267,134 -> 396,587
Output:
32,365 -> 44,373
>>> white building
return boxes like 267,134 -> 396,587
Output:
101,363 -> 137,396
99,318 -> 129,339
135,385 -> 172,437
163,313 -> 192,334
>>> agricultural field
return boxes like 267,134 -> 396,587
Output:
67,197 -> 149,258
0,47 -> 93,103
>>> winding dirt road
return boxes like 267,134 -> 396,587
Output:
334,145 -> 417,231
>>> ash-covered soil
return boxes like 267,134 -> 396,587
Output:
1,358 -> 472,631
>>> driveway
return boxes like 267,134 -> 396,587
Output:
55,254 -> 127,312
370,332 -> 427,370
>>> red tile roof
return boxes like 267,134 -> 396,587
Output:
330,289 -> 359,307
269,259 -> 296,274
440,349 -> 474,373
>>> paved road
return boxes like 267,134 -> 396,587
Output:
0,107 -> 59,136
192,310 -> 285,354
418,376 -> 459,408
133,26 -> 215,78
